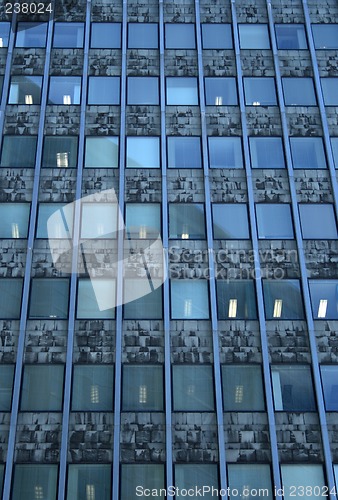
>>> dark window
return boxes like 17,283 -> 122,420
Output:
275,24 -> 307,49
309,280 -> 338,320
0,135 -> 37,167
271,365 -> 316,411
29,279 -> 70,319
212,204 -> 249,239
125,203 -> 161,239
48,76 -> 81,105
175,465 -> 219,494
8,76 -> 42,104
256,204 -> 294,239
290,137 -> 327,169
201,24 -> 232,49
90,23 -> 121,48
217,280 -> 257,320
321,78 -> 338,106
20,365 -> 64,411
42,136 -> 78,168
331,137 -> 338,168
0,365 -> 15,411
88,76 -> 120,105
72,365 -> 114,411
173,365 -> 215,411
123,279 -> 163,319
0,22 -> 10,47
121,465 -> 164,499
77,279 -> 116,319
312,24 -> 338,49
127,76 -> 159,105
171,280 -> 210,319
239,24 -> 270,49
0,203 -> 30,238
12,465 -> 58,500
165,23 -> 196,49
167,136 -> 202,168
15,22 -> 48,47
169,203 -> 206,239
85,137 -> 119,168
208,137 -> 243,168
222,365 -> 265,411
128,23 -> 158,48
320,366 -> 338,411
249,137 -> 285,168
67,465 -> 111,500
0,279 -> 23,319
126,137 -> 160,168
122,365 -> 164,411
166,77 -> 198,105
53,23 -> 84,48
263,280 -> 305,320
244,77 -> 277,105
282,77 -> 316,105
299,204 -> 338,239
228,465 -> 273,500
205,77 -> 237,106
36,203 -> 74,239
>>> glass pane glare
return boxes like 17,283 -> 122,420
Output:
77,279 -> 116,319
85,137 -> 119,168
126,137 -> 160,168
166,77 -> 198,105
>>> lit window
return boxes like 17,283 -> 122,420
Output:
320,365 -> 338,411
175,465 -> 219,495
312,24 -> 338,49
217,281 -> 257,320
244,77 -> 277,106
15,22 -> 48,47
256,204 -> 294,239
121,465 -> 164,499
0,365 -> 15,411
72,365 -> 114,411
271,365 -> 316,411
201,24 -> 232,49
0,279 -> 23,319
36,203 -> 74,239
88,76 -> 120,105
309,280 -> 338,320
48,76 -> 81,105
67,465 -> 111,500
29,279 -> 70,319
53,23 -> 84,48
171,280 -> 209,319
249,137 -> 285,168
167,136 -> 202,168
8,76 -> 42,105
228,465 -> 273,500
205,77 -> 237,106
275,24 -> 307,49
127,76 -> 159,105
290,137 -> 327,169
0,22 -> 10,47
123,279 -> 163,319
208,136 -> 243,168
12,465 -> 58,500
281,465 -> 325,500
128,23 -> 158,48
213,204 -> 249,239
239,24 -> 270,49
165,23 -> 196,49
222,365 -> 265,411
80,203 -> 117,239
331,137 -> 338,168
299,204 -> 338,239
42,136 -> 78,168
173,365 -> 214,411
85,137 -> 119,168
169,203 -> 205,239
0,204 -> 30,239
122,365 -> 163,411
125,203 -> 161,239
321,78 -> 338,106
77,279 -> 116,319
20,364 -> 64,410
166,77 -> 198,105
90,23 -> 121,48
0,135 -> 37,167
282,77 -> 316,106
126,137 -> 160,168
263,280 -> 305,320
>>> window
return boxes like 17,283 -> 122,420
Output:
312,24 -> 338,49
0,203 -> 30,238
256,204 -> 294,239
263,280 -> 304,320
169,203 -> 205,239
0,279 -> 23,319
42,136 -> 78,168
15,22 -> 48,47
238,24 -> 270,49
281,465 -> 325,500
0,22 -> 10,47
244,77 -> 277,106
173,365 -> 214,411
171,280 -> 209,319
321,366 -> 338,411
309,280 -> 338,320
167,136 -> 202,168
128,23 -> 158,48
217,281 -> 257,320
67,465 -> 111,500
275,24 -> 307,49
123,279 -> 163,319
205,77 -> 237,106
213,204 -> 249,239
228,465 -> 273,500
165,23 -> 196,49
29,279 -> 69,319
126,137 -> 160,168
85,137 -> 119,168
12,465 -> 58,500
0,465 -> 3,498
331,138 -> 338,168
0,365 -> 15,411
90,23 -> 121,48
175,465 -> 219,498
88,77 -> 120,105
299,204 -> 338,239
127,77 -> 159,105
48,76 -> 81,105
37,203 -> 74,239
290,137 -> 327,169
222,365 -> 265,411
249,137 -> 285,168
53,23 -> 84,48
0,135 -> 37,167
20,364 -> 64,411
72,365 -> 114,411
321,78 -> 338,106
122,365 -> 163,411
8,76 -> 42,105
121,465 -> 164,499
166,77 -> 198,105
271,365 -> 316,411
282,77 -> 316,106
208,137 -> 243,168
125,203 -> 161,239
77,279 -> 116,319
80,203 -> 117,238
201,24 -> 232,49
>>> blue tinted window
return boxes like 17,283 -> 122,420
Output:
12,465 -> 58,500
16,22 -> 47,47
128,23 -> 158,48
8,76 -> 43,105
201,24 -> 232,49
271,365 -> 315,410
48,77 -> 81,105
29,279 -> 70,319
0,365 -> 14,410
299,204 -> 338,239
127,77 -> 159,104
244,77 -> 277,105
250,137 -> 285,168
213,204 -> 249,239
0,204 -> 30,238
208,137 -> 243,168
42,136 -> 78,168
91,23 -> 121,48
0,22 -> 10,47
167,136 -> 202,168
228,465 -> 273,500
53,23 -> 84,48
217,280 -> 257,320
320,366 -> 338,411
169,203 -> 205,239
222,365 -> 265,411
205,77 -> 237,105
331,137 -> 338,168
263,280 -> 304,320
256,204 -> 294,239
165,23 -> 196,48
67,465 -> 111,500
88,77 -> 120,105
239,24 -> 270,49
275,24 -> 307,49
309,280 -> 338,320
126,137 -> 160,168
290,137 -> 327,169
172,365 -> 214,409
312,24 -> 338,49
122,365 -> 163,411
321,78 -> 338,106
0,136 -> 37,167
166,77 -> 198,105
282,78 -> 316,105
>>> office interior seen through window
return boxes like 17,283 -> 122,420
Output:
0,0 -> 338,498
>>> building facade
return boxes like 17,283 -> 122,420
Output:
0,0 -> 338,498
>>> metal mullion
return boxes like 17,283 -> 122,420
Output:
230,1 -> 282,497
194,0 -> 227,491
0,15 -> 17,137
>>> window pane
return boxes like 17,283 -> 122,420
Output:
169,204 -> 205,239
244,77 -> 277,105
91,23 -> 121,48
222,365 -> 265,411
173,365 -> 214,411
85,137 -> 118,168
205,77 -> 237,106
175,465 -> 219,499
126,137 -> 160,168
331,138 -> 338,168
208,137 -> 243,168
8,76 -> 42,105
166,77 -> 198,105
20,365 -> 64,411
281,465 -> 325,500
217,280 -> 257,320
48,77 -> 81,105
0,279 -> 23,319
0,203 -> 30,238
0,365 -> 15,411
290,137 -> 327,169
272,365 -> 316,411
275,24 -> 307,49
312,24 -> 338,49
53,23 -> 84,48
228,465 -> 273,500
201,24 -> 232,49
123,279 -> 163,319
67,464 -> 111,500
81,203 -> 117,238
0,136 -> 37,167
239,24 -> 270,49
12,465 -> 58,500
42,136 -> 78,168
122,365 -> 163,411
128,23 -> 158,48
77,279 -> 116,319
249,137 -> 285,168
16,22 -> 47,47
125,203 -> 161,238
127,77 -> 159,105
0,22 -> 10,47
171,280 -> 209,319
121,464 -> 164,499
165,23 -> 196,49
72,365 -> 114,411
88,77 -> 120,105
299,204 -> 338,239
263,280 -> 304,320
213,204 -> 249,239
29,279 -> 69,319
321,78 -> 338,106
37,203 -> 74,239
282,77 -> 316,105
0,465 -> 3,497
167,136 -> 202,168
256,204 -> 294,239
309,280 -> 338,320
321,365 -> 338,411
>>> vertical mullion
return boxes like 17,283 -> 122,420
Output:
0,15 -> 17,136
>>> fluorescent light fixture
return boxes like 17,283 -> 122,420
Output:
215,96 -> 223,105
86,484 -> 95,500
139,385 -> 147,404
0,38 -> 4,48
34,486 -> 44,500
187,384 -> 195,396
11,223 -> 19,239
235,385 -> 244,403
184,299 -> 192,317
97,223 -> 105,236
228,299 -> 237,318
181,233 -> 189,239
63,94 -> 71,105
317,299 -> 328,318
25,94 -> 33,104
253,101 -> 261,106
273,299 -> 283,318
90,385 -> 99,404
139,225 -> 147,239
56,152 -> 69,168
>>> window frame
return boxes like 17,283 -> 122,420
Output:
222,364 -> 266,411
249,136 -> 286,169
0,203 -> 31,239
238,23 -> 270,49
262,279 -> 305,320
20,364 -> 65,411
275,24 -> 307,49
28,278 -> 70,319
42,135 -> 78,169
201,23 -> 233,49
84,136 -> 119,168
15,22 -> 48,48
0,278 -> 24,319
167,136 -> 203,169
204,77 -> 238,106
0,135 -> 37,168
170,279 -> 210,320
8,75 -> 43,105
282,77 -> 317,106
48,76 -> 82,105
